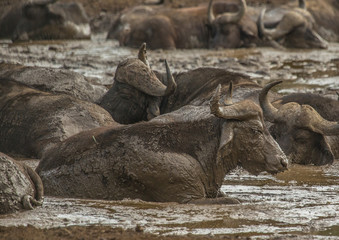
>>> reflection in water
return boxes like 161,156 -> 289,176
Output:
0,163 -> 338,239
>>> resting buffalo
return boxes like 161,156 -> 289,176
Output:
306,0 -> 339,42
260,81 -> 339,165
99,43 -> 177,124
0,63 -> 107,103
100,43 -> 273,124
107,0 -> 258,49
36,84 -> 288,203
258,0 -> 328,49
0,0 -> 90,41
0,152 -> 43,214
0,78 -> 115,158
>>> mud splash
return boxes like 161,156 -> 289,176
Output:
0,163 -> 338,239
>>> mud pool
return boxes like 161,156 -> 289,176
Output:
0,164 -> 338,239
0,35 -> 339,239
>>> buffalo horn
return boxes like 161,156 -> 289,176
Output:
138,42 -> 150,67
312,119 -> 339,136
218,0 -> 246,23
224,81 -> 233,105
210,82 -> 258,120
164,60 -> 177,96
259,81 -> 281,122
208,0 -> 215,24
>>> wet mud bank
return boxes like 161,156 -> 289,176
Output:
0,36 -> 339,239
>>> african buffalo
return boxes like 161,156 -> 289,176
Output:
106,0 -> 258,49
301,0 -> 339,42
0,63 -> 107,103
0,152 -> 43,214
99,43 -> 177,124
36,84 -> 288,203
260,81 -> 339,165
0,78 -> 115,158
0,0 -> 91,41
258,0 -> 328,49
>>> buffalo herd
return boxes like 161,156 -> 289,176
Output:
0,0 -> 339,214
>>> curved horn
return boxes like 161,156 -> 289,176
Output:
258,8 -> 270,39
210,82 -> 260,120
217,0 -> 247,23
313,120 -> 339,136
164,59 -> 177,96
302,105 -> 339,136
259,81 -> 282,122
210,84 -> 223,117
208,0 -> 215,24
138,42 -> 150,67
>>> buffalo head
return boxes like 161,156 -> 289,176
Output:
260,81 -> 339,165
258,1 -> 328,49
12,0 -> 90,41
100,43 -> 177,124
210,83 -> 288,175
208,0 -> 257,48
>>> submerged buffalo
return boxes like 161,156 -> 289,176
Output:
260,81 -> 339,165
0,63 -> 107,103
258,0 -> 328,49
0,78 -> 115,158
107,0 -> 258,49
0,0 -> 90,41
37,84 -> 288,203
99,43 -> 177,124
0,153 -> 43,214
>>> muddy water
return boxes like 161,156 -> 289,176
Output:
0,35 -> 339,239
0,163 -> 338,239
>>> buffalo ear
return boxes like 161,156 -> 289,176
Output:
217,122 -> 237,171
310,133 -> 334,166
219,122 -> 234,150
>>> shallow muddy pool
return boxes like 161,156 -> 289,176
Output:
0,163 -> 338,239
0,36 -> 339,239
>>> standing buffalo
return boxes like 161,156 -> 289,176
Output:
0,152 -> 43,214
36,84 -> 288,203
0,78 -> 116,158
0,0 -> 91,41
258,0 -> 328,49
107,0 -> 258,49
260,81 -> 339,165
